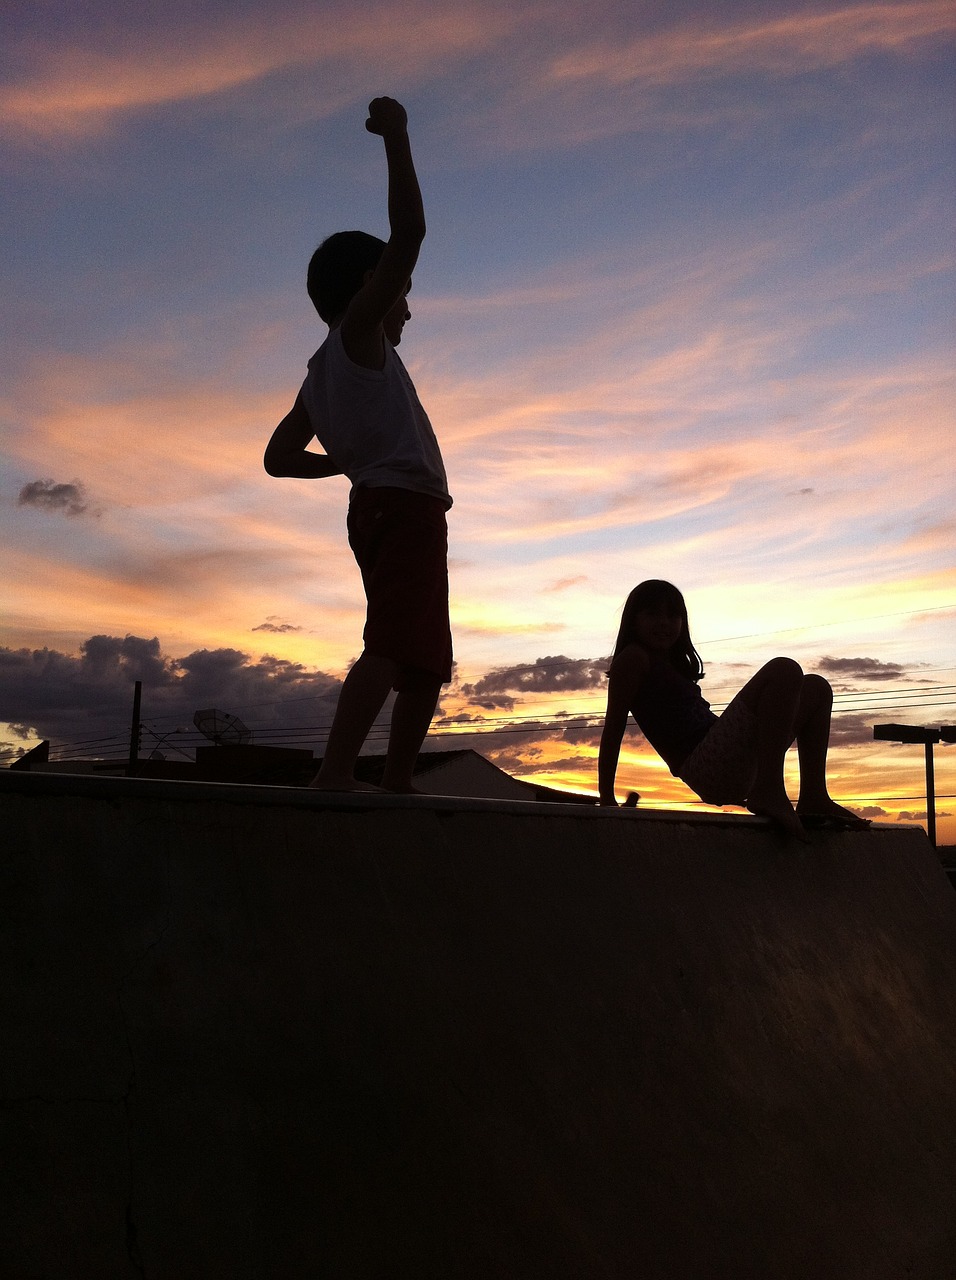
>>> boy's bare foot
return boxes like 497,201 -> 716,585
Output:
308,773 -> 384,793
381,781 -> 428,795
746,788 -> 810,842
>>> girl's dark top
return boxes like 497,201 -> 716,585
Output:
628,648 -> 717,774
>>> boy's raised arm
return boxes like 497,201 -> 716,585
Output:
340,98 -> 426,366
372,96 -> 425,243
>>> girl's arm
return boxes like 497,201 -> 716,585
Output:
597,646 -> 649,806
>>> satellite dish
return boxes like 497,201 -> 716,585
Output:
193,708 -> 252,746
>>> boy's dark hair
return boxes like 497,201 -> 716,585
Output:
307,230 -> 387,323
613,578 -> 705,682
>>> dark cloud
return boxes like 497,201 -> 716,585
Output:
17,478 -> 94,517
429,716 -> 572,761
252,620 -> 301,634
817,656 -> 906,682
485,751 -> 597,778
484,747 -> 544,774
466,695 -> 516,712
899,809 -> 952,822
826,712 -> 880,748
0,635 -> 342,756
462,655 -> 607,697
435,711 -> 481,726
560,717 -> 620,748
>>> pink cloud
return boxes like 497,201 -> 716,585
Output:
549,3 -> 956,88
1,3 -> 506,139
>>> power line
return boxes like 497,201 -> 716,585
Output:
120,686 -> 953,746
33,649 -> 956,757
122,621 -> 956,727
45,691 -> 956,758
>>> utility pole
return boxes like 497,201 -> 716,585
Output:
127,680 -> 142,777
873,724 -> 956,848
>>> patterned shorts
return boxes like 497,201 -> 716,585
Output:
678,695 -> 758,807
347,486 -> 452,686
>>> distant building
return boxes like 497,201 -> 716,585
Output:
377,749 -> 596,805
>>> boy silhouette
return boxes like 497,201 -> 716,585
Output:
264,97 -> 452,792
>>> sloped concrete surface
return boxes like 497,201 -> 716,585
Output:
2,771 -> 955,1279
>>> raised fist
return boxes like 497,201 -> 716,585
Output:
365,97 -> 408,136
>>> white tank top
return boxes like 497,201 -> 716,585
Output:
300,327 -> 451,507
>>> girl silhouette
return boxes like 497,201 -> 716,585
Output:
598,580 -> 869,839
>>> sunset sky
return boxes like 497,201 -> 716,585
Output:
2,1 -> 954,838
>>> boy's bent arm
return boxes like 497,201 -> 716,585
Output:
264,392 -> 343,479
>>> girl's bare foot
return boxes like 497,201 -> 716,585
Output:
746,787 -> 810,842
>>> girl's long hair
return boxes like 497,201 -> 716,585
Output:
612,579 -> 705,682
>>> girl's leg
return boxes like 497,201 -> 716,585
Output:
732,657 -> 808,839
793,674 -> 869,825
793,673 -> 832,810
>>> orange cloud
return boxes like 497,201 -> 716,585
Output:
3,191 -> 951,710
901,521 -> 956,555
423,296 -> 953,546
2,527 -> 364,664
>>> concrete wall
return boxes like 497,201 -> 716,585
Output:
2,770 -> 955,1279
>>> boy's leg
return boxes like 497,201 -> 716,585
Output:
339,489 -> 450,792
381,668 -> 443,792
310,651 -> 397,790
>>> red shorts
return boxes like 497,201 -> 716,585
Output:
347,486 -> 453,686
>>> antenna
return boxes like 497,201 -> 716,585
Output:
193,708 -> 252,746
